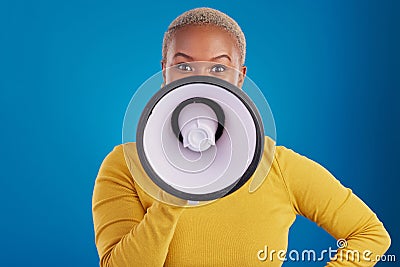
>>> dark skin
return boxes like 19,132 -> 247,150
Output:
161,25 -> 247,87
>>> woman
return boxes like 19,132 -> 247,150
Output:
92,7 -> 390,266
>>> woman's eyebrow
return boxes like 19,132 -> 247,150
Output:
211,54 -> 232,62
173,52 -> 194,60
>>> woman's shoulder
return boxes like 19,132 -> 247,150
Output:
262,136 -> 303,167
273,143 -> 307,166
97,143 -> 135,185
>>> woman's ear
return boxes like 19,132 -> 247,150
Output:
237,65 -> 247,88
161,60 -> 166,86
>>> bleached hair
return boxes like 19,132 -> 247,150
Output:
162,7 -> 246,65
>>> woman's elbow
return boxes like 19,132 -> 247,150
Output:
381,225 -> 391,252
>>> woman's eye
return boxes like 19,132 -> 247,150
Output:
176,63 -> 193,72
210,64 -> 227,73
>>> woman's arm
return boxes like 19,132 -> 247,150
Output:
92,145 -> 184,267
276,147 -> 391,267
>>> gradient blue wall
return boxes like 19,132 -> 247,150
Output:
1,0 -> 398,266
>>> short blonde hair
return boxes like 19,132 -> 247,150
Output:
162,7 -> 246,65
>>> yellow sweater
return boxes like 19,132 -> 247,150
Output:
92,139 -> 390,266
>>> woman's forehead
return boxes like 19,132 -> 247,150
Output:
167,25 -> 240,63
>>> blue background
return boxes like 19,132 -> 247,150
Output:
1,0 -> 399,266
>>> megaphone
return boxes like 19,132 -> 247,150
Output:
122,62 -> 276,207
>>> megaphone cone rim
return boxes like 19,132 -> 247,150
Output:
136,75 -> 264,201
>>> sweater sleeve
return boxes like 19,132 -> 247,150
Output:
276,147 -> 391,267
92,145 -> 184,267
